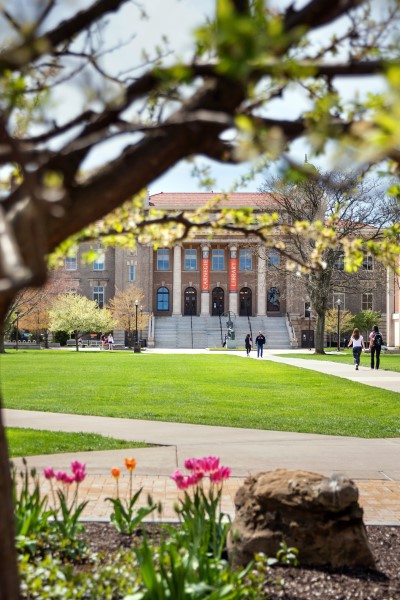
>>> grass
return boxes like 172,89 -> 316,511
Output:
1,350 -> 400,438
6,427 -> 148,457
279,351 -> 400,373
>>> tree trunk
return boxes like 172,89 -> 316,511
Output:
44,330 -> 49,349
0,302 -> 21,598
315,311 -> 326,354
75,330 -> 80,351
0,332 -> 5,354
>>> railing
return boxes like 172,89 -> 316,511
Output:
286,312 -> 298,347
246,308 -> 253,341
218,310 -> 224,346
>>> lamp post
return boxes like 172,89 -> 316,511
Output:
336,298 -> 342,351
140,305 -> 143,341
134,300 -> 141,352
308,304 -> 312,351
15,309 -> 21,351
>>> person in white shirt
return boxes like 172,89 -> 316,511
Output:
348,328 -> 364,370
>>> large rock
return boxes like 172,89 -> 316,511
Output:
227,469 -> 375,569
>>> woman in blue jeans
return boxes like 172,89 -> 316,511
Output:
348,328 -> 364,370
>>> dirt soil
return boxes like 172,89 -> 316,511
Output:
84,523 -> 400,599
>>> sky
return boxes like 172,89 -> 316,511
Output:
3,0 -> 387,195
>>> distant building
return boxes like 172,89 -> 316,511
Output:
64,192 -> 390,348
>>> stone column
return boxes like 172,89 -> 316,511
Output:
172,244 -> 182,315
257,247 -> 266,316
229,245 -> 238,314
201,244 -> 210,315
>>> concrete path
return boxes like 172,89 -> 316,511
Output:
3,349 -> 400,524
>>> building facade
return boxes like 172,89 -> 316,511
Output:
64,193 -> 390,347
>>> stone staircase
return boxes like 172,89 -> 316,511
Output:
154,315 -> 291,349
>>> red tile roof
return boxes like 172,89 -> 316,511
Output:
148,192 -> 278,210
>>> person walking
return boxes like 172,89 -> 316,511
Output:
369,324 -> 383,370
245,333 -> 252,356
107,333 -> 114,351
255,331 -> 266,358
348,328 -> 364,370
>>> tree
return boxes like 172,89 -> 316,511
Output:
325,308 -> 354,348
259,170 -> 389,353
49,293 -> 115,351
108,285 -> 148,348
4,271 -> 72,350
1,0 -> 400,595
352,309 -> 382,342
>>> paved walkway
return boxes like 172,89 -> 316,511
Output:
3,349 -> 400,524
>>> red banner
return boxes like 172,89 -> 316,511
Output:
229,257 -> 238,291
201,257 -> 210,291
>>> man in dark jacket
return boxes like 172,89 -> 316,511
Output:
255,331 -> 266,358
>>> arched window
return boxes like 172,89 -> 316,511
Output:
212,287 -> 224,316
267,287 -> 280,312
184,287 -> 197,316
239,287 -> 252,316
157,287 -> 169,311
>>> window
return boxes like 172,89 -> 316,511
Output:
157,287 -> 169,311
184,249 -> 197,270
239,249 -> 252,270
93,286 -> 104,308
65,256 -> 77,271
362,292 -> 373,310
304,302 -> 311,318
267,250 -> 280,268
362,253 -> 373,270
157,249 -> 170,270
212,249 -> 225,270
93,252 -> 105,271
334,253 -> 344,271
129,264 -> 135,281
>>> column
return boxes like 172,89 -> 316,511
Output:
229,245 -> 238,314
172,245 -> 182,315
257,247 -> 266,316
201,244 -> 210,315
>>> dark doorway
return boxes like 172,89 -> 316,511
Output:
239,287 -> 252,316
267,287 -> 280,312
301,329 -> 314,348
212,287 -> 224,316
184,287 -> 197,316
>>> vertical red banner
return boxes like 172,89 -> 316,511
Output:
201,257 -> 210,291
229,258 -> 238,291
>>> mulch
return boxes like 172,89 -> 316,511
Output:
83,523 -> 400,599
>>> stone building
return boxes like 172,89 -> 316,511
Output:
64,192 -> 389,348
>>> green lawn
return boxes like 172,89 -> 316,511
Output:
279,351 -> 400,373
6,427 -> 148,457
1,350 -> 400,438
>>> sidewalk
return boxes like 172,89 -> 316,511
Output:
3,349 -> 400,524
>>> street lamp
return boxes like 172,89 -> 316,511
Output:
308,304 -> 312,351
134,300 -> 140,353
336,298 -> 342,351
15,309 -> 21,351
140,305 -> 143,341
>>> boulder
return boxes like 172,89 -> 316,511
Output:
227,468 -> 375,569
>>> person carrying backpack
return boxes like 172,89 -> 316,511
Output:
369,325 -> 383,370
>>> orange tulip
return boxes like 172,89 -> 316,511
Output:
124,458 -> 137,472
111,467 -> 120,479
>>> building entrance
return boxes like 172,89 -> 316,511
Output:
184,287 -> 197,316
267,287 -> 280,312
212,287 -> 224,315
239,287 -> 252,316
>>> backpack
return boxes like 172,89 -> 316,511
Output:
373,332 -> 383,347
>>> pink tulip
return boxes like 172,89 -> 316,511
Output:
44,467 -> 55,480
71,461 -> 86,474
184,458 -> 198,471
74,468 -> 86,483
55,471 -> 67,481
170,470 -> 189,490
